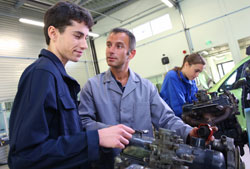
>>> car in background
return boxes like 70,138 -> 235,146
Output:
208,47 -> 250,131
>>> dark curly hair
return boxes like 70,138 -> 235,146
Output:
44,1 -> 94,45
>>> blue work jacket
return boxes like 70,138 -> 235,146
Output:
160,70 -> 198,118
79,69 -> 192,141
8,49 -> 99,169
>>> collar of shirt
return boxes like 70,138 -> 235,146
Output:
39,49 -> 76,81
39,49 -> 80,92
104,68 -> 140,83
110,72 -> 126,93
179,71 -> 195,86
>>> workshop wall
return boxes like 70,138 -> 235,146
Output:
0,3 -> 96,102
93,0 -> 250,80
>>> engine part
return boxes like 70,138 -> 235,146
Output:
0,135 -> 9,166
182,90 -> 248,156
196,124 -> 213,142
115,128 -> 244,169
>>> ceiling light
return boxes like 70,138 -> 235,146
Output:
88,32 -> 99,38
161,0 -> 174,8
200,51 -> 208,56
19,18 -> 44,27
19,18 -> 99,38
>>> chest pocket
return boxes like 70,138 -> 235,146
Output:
60,94 -> 76,109
59,95 -> 80,133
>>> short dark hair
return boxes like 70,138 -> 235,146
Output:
109,28 -> 136,53
44,1 -> 94,45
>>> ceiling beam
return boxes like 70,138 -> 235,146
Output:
24,1 -> 51,11
88,8 -> 123,22
169,0 -> 178,8
93,0 -> 138,22
92,0 -> 128,11
79,0 -> 93,6
15,0 -> 52,11
14,0 -> 28,9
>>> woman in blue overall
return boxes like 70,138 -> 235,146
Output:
160,53 -> 206,118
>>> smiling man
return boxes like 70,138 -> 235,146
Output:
8,3 -> 134,169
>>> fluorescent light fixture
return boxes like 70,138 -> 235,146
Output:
19,18 -> 99,38
200,50 -> 209,55
161,0 -> 174,8
88,32 -> 99,38
19,18 -> 44,27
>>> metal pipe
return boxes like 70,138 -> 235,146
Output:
176,2 -> 194,53
89,37 -> 100,74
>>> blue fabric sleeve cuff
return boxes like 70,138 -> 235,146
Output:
86,130 -> 99,161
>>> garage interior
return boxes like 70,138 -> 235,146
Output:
0,0 -> 250,168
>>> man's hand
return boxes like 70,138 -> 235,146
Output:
98,124 -> 135,149
189,126 -> 218,144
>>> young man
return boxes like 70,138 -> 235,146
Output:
78,28 -> 215,168
8,3 -> 134,169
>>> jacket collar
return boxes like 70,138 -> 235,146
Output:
103,68 -> 140,98
180,71 -> 194,85
103,68 -> 139,83
39,49 -> 80,93
39,49 -> 78,83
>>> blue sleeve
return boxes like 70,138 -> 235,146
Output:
8,69 -> 99,169
160,72 -> 186,117
191,81 -> 198,101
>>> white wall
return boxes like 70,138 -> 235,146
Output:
94,0 -> 188,76
182,0 -> 250,63
93,0 -> 250,80
131,33 -> 188,78
0,3 -> 46,101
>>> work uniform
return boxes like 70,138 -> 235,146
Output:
160,70 -> 198,118
8,49 -> 99,169
79,68 -> 192,140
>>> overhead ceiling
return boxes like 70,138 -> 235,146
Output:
0,0 -> 179,35
1,0 -> 140,22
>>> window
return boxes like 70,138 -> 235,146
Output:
151,14 -> 172,35
132,22 -> 152,41
217,61 -> 235,78
132,14 -> 172,42
219,64 -> 244,92
0,101 -> 12,137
